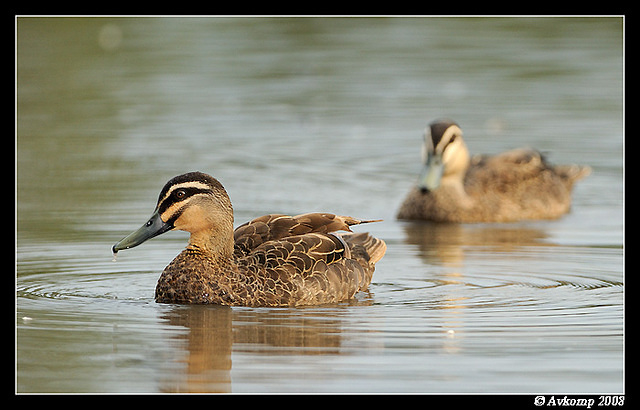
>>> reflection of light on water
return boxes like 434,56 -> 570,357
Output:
441,275 -> 466,355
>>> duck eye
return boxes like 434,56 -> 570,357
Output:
174,189 -> 187,199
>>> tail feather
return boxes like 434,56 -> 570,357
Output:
556,164 -> 592,185
340,231 -> 387,265
336,231 -> 386,293
293,213 -> 382,234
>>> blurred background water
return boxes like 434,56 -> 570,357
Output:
16,16 -> 623,393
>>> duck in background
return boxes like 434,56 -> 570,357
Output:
397,119 -> 591,223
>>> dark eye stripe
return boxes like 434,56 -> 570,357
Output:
157,187 -> 211,214
163,206 -> 184,229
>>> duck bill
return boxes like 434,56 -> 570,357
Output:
418,155 -> 444,192
112,210 -> 173,254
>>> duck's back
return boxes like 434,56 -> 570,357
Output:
398,148 -> 591,223
234,213 -> 385,305
235,230 -> 385,306
463,148 -> 590,221
156,213 -> 386,306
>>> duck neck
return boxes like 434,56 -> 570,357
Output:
187,220 -> 235,262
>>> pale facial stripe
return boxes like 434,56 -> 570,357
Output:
156,181 -> 214,221
432,125 -> 462,155
157,181 -> 213,207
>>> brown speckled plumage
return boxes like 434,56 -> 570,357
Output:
397,119 -> 591,223
113,172 -> 386,306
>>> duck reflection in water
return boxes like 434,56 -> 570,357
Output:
402,221 -> 549,267
158,304 -> 369,393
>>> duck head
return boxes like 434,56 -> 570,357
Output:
112,171 -> 234,256
419,119 -> 470,193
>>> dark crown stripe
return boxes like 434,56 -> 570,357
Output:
429,119 -> 460,151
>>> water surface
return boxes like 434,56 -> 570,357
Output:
17,16 -> 623,393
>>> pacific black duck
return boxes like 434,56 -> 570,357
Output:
397,119 -> 591,222
113,172 -> 386,306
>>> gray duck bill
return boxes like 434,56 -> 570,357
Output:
112,210 -> 173,254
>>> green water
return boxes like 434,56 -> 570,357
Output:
17,16 -> 623,393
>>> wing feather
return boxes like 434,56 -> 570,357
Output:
233,212 -> 380,257
235,231 -> 382,306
